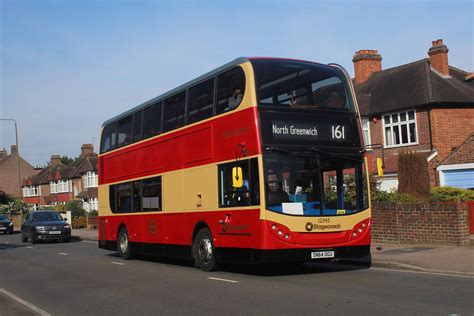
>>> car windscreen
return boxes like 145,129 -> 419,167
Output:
33,212 -> 63,222
0,214 -> 7,220
252,59 -> 354,111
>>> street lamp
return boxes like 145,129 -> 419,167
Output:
0,118 -> 22,201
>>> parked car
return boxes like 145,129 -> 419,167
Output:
0,214 -> 14,234
21,211 -> 71,243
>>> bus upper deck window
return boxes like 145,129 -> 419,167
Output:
100,123 -> 117,153
117,116 -> 133,148
216,67 -> 246,115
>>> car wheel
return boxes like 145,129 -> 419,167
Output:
193,227 -> 219,271
64,238 -> 71,243
21,233 -> 28,242
117,227 -> 133,260
31,232 -> 37,244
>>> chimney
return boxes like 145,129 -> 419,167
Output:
80,144 -> 94,157
0,148 -> 7,160
51,155 -> 61,165
10,145 -> 18,156
428,39 -> 449,76
353,50 -> 382,85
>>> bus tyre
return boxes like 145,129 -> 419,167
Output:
193,228 -> 219,272
117,227 -> 133,260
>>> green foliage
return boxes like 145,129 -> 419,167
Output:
0,191 -> 14,205
430,186 -> 474,202
0,200 -> 30,216
60,155 -> 76,166
372,190 -> 426,203
64,200 -> 86,218
54,204 -> 67,213
88,210 -> 98,216
398,151 -> 430,198
72,216 -> 87,229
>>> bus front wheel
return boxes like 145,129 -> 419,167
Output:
117,227 -> 133,260
193,228 -> 219,271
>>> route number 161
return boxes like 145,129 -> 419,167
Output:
331,125 -> 345,140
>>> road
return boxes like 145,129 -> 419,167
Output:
1,233 -> 473,316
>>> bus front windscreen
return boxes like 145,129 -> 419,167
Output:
263,152 -> 369,216
252,59 -> 354,111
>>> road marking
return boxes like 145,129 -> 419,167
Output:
0,288 -> 51,316
371,267 -> 474,279
82,240 -> 97,244
110,261 -> 125,266
26,246 -> 33,249
208,277 -> 239,283
58,253 -> 68,256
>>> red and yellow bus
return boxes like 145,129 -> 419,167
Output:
98,57 -> 371,271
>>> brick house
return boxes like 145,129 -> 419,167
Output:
353,39 -> 474,191
436,134 -> 474,189
22,144 -> 98,211
0,145 -> 39,198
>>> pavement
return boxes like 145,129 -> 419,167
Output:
72,228 -> 474,276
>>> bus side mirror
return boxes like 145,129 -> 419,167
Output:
232,167 -> 243,188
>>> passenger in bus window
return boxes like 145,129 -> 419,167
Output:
267,173 -> 290,206
226,89 -> 243,111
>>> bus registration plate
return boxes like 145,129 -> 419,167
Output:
311,251 -> 334,259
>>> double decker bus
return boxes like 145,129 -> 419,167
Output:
98,57 -> 371,271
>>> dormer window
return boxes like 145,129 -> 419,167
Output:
84,171 -> 98,188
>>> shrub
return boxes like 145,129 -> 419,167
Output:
88,210 -> 98,216
0,200 -> 30,216
430,186 -> 474,202
64,200 -> 86,218
398,151 -> 430,198
72,216 -> 87,229
0,191 -> 14,205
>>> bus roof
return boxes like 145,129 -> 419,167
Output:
102,57 -> 251,127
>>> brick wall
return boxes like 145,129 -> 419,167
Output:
371,202 -> 470,245
368,109 -> 432,174
431,108 -> 474,161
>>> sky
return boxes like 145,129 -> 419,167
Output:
0,0 -> 472,166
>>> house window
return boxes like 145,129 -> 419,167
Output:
24,185 -> 40,197
84,171 -> 98,188
50,181 -> 57,194
57,180 -> 71,193
361,118 -> 371,147
383,110 -> 417,147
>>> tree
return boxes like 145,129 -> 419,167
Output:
0,191 -> 14,205
60,155 -> 76,166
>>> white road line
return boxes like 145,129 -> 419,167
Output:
207,277 -> 239,284
370,267 -> 474,279
81,240 -> 97,244
0,288 -> 51,316
110,261 -> 125,266
26,246 -> 33,249
58,253 -> 68,256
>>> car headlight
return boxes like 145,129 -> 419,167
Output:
36,226 -> 45,231
64,225 -> 71,230
9,222 -> 13,226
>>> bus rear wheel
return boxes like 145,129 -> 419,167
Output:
117,227 -> 133,260
193,228 -> 219,271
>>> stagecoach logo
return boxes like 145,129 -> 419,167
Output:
149,219 -> 157,235
305,219 -> 342,232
